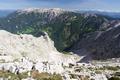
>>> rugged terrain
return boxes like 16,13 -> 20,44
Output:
0,30 -> 79,80
0,8 -> 120,60
0,30 -> 78,63
0,8 -> 120,80
71,21 -> 120,60
0,8 -> 113,51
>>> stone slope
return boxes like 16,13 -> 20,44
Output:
0,30 -> 78,64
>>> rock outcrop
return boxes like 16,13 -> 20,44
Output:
0,30 -> 79,67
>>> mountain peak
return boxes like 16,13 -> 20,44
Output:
17,8 -> 65,15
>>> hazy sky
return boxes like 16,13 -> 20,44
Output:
0,0 -> 120,12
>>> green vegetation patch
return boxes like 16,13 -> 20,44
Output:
31,71 -> 62,80
109,77 -> 120,80
0,70 -> 62,80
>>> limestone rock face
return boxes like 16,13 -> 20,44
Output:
0,30 -> 78,64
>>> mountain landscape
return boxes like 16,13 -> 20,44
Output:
71,21 -> 120,60
0,8 -> 113,51
0,8 -> 120,60
0,8 -> 120,80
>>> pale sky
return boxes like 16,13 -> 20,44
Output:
0,0 -> 120,12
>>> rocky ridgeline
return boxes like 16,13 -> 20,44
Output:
0,30 -> 79,74
16,8 -> 65,17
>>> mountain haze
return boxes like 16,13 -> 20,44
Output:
0,10 -> 14,17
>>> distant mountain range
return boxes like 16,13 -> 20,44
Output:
0,8 -> 120,60
76,10 -> 120,18
0,10 -> 14,17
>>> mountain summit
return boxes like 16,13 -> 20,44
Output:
17,8 -> 65,16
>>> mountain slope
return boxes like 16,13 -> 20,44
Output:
0,30 -> 78,64
71,21 -> 120,60
0,8 -> 113,51
77,10 -> 120,19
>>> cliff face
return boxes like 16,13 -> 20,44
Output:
0,30 -> 78,64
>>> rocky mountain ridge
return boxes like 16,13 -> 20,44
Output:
17,8 -> 65,14
0,30 -> 78,63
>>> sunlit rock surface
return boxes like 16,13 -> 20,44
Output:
0,30 -> 79,74
0,30 -> 117,80
0,30 -> 78,63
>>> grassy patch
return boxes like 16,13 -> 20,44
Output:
97,66 -> 120,71
31,71 -> 62,80
0,70 -> 62,80
108,77 -> 120,80
0,70 -> 20,80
